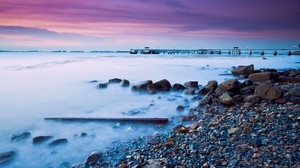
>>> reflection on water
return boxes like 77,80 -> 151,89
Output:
0,52 -> 299,167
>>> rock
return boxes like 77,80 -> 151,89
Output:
172,83 -> 186,91
176,105 -> 184,111
11,131 -> 31,142
131,80 -> 153,92
233,95 -> 244,102
249,138 -> 263,147
97,83 -> 108,89
289,87 -> 300,97
84,151 -> 102,166
174,125 -> 189,134
290,96 -> 300,104
88,80 -> 98,83
240,85 -> 256,95
146,158 -> 167,168
243,79 -> 253,87
198,95 -> 213,106
289,70 -> 300,77
199,80 -> 218,95
184,81 -> 198,88
184,88 -> 195,95
147,79 -> 171,93
278,76 -> 300,83
219,93 -> 234,106
244,95 -> 261,107
32,136 -> 53,144
254,84 -> 282,100
219,79 -> 241,92
108,78 -> 122,84
228,127 -> 241,135
80,133 -> 87,137
248,72 -> 279,82
119,163 -> 128,168
231,64 -> 254,77
48,138 -> 68,147
0,151 -> 16,164
120,79 -> 130,87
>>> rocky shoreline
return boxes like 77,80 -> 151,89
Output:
72,65 -> 300,168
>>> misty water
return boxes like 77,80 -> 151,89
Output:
0,52 -> 299,167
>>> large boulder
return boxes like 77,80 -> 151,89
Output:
184,88 -> 196,95
231,64 -> 254,77
120,79 -> 130,87
0,151 -> 16,164
84,151 -> 102,166
131,80 -> 153,92
32,136 -> 53,145
219,93 -> 234,106
199,80 -> 218,95
172,83 -> 186,91
254,84 -> 282,100
219,79 -> 241,92
249,72 -> 279,82
147,79 -> 171,93
184,81 -> 198,88
108,78 -> 122,84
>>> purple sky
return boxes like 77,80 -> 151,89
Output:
0,0 -> 299,50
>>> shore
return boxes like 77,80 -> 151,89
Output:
71,65 -> 300,168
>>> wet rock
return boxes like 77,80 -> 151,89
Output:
248,72 -> 279,82
254,84 -> 282,100
0,151 -> 16,164
198,95 -> 213,106
290,96 -> 300,104
228,127 -> 241,135
184,81 -> 198,88
176,105 -> 185,112
119,163 -> 128,168
48,138 -> 68,147
97,83 -> 108,89
244,95 -> 261,107
219,79 -> 241,92
231,64 -> 254,77
233,95 -> 244,102
147,79 -> 171,93
240,85 -> 256,95
11,131 -> 31,142
278,76 -> 300,83
32,136 -> 53,144
120,79 -> 130,87
80,133 -> 87,137
88,80 -> 98,83
289,87 -> 300,97
84,151 -> 102,166
199,80 -> 218,95
172,83 -> 186,91
184,88 -> 195,95
219,93 -> 234,106
131,80 -> 153,92
109,78 -> 122,84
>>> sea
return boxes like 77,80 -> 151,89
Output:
0,51 -> 299,167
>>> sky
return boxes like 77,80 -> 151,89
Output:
0,0 -> 300,50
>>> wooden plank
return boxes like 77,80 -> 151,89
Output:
44,117 -> 169,124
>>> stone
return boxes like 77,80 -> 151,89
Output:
278,76 -> 300,83
233,95 -> 244,102
289,70 -> 300,77
120,79 -> 130,87
184,88 -> 195,95
219,79 -> 241,92
0,151 -> 16,164
231,64 -> 254,77
84,151 -> 102,166
289,87 -> 300,97
48,138 -> 68,147
199,80 -> 218,95
244,95 -> 261,107
184,81 -> 198,88
290,96 -> 300,104
108,78 -> 122,84
172,83 -> 186,91
176,105 -> 185,111
249,138 -> 263,147
131,80 -> 153,92
80,132 -> 87,137
243,79 -> 253,87
147,79 -> 171,92
248,72 -> 279,82
88,80 -> 98,83
146,158 -> 167,168
32,136 -> 53,144
11,131 -> 31,142
97,83 -> 108,88
254,84 -> 282,100
119,163 -> 128,168
198,95 -> 213,106
228,127 -> 241,135
219,93 -> 234,106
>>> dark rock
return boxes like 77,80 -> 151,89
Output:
147,79 -> 171,93
32,136 -> 53,144
84,151 -> 102,166
88,80 -> 98,83
48,138 -> 68,147
184,81 -> 198,88
248,72 -> 279,82
219,93 -> 234,106
242,79 -> 253,87
11,131 -> 31,142
120,79 -> 130,87
199,80 -> 218,95
97,83 -> 108,88
289,87 -> 300,97
289,70 -> 300,77
240,85 -> 256,95
198,95 -> 213,107
214,87 -> 226,97
172,83 -> 186,91
233,95 -> 244,102
254,84 -> 282,100
0,151 -> 16,164
219,79 -> 241,92
278,76 -> 300,83
290,96 -> 300,104
262,68 -> 277,73
249,138 -> 263,147
131,80 -> 153,92
244,95 -> 261,107
108,78 -> 122,84
80,133 -> 87,137
184,88 -> 195,95
231,64 -> 254,77
176,105 -> 185,112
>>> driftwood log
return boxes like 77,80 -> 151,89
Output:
44,117 -> 169,124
